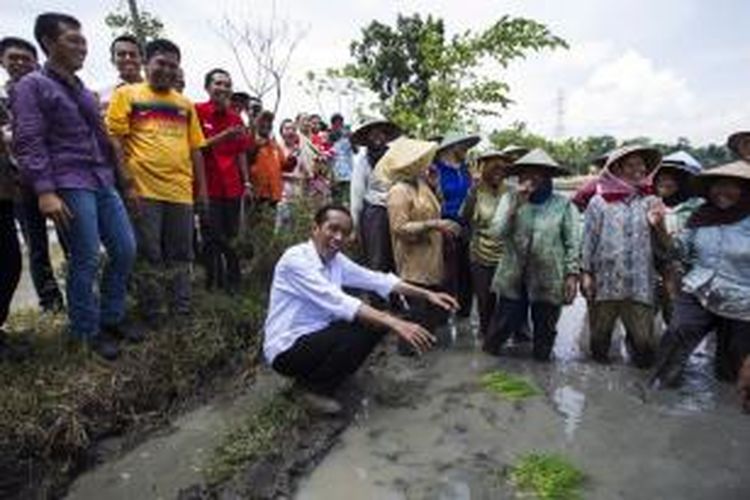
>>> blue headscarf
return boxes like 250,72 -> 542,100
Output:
529,178 -> 553,204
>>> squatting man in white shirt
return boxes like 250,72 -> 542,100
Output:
263,204 -> 459,414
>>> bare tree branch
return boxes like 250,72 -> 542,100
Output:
213,0 -> 308,112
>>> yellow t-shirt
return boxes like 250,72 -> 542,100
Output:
106,82 -> 205,204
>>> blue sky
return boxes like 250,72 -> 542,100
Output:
2,0 -> 748,145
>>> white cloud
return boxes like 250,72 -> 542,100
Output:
566,49 -> 695,137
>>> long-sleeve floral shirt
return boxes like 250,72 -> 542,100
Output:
581,194 -> 663,305
489,190 -> 580,305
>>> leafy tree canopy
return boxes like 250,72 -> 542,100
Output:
339,13 -> 567,137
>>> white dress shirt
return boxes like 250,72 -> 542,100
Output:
263,240 -> 401,363
349,151 -> 392,230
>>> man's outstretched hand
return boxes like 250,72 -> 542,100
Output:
392,319 -> 436,354
426,291 -> 459,312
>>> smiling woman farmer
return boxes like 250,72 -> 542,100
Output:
483,149 -> 580,362
460,149 -> 516,340
581,145 -> 670,368
653,161 -> 750,412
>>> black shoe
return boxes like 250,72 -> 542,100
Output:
102,321 -> 146,343
89,333 -> 120,361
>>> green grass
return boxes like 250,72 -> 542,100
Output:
204,396 -> 304,485
510,452 -> 585,500
480,371 -> 542,400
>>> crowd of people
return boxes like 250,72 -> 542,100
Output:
0,13 -> 355,360
1,12 -> 748,416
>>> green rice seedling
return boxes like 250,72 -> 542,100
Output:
510,452 -> 585,500
480,371 -> 541,400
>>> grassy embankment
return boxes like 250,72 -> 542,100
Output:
0,203 -> 311,498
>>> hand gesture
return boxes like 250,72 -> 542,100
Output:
38,192 -> 73,229
427,291 -> 459,312
392,319 -> 436,354
563,274 -> 579,305
434,219 -> 462,237
580,272 -> 596,301
123,185 -> 141,216
647,200 -> 667,228
517,179 -> 534,203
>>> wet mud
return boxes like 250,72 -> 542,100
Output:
65,298 -> 750,500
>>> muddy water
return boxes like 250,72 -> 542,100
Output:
297,297 -> 750,500
65,374 -> 284,500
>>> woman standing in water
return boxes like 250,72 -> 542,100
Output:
460,150 -> 513,340
484,149 -> 580,361
581,145 -> 667,368
433,132 -> 481,318
377,137 -> 460,355
652,161 -> 750,412
651,151 -> 704,323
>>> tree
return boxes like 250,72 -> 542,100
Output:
339,14 -> 567,137
105,2 -> 164,42
215,1 -> 306,114
297,69 -> 369,122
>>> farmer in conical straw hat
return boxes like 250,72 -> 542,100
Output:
649,150 -> 705,324
376,137 -> 461,355
459,149 -> 515,339
484,149 -> 580,361
348,119 -> 403,276
581,145 -> 668,368
433,132 -> 482,318
652,160 -> 750,412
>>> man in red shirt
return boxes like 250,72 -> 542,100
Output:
196,68 -> 253,291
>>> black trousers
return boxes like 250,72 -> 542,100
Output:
485,294 -> 561,361
272,321 -> 385,395
359,202 -> 394,273
470,261 -> 496,339
444,233 -> 472,317
201,198 -> 241,290
654,292 -> 750,384
0,200 -> 21,327
15,186 -> 66,311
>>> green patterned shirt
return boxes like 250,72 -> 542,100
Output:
489,190 -> 581,304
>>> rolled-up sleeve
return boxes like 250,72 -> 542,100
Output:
11,78 -> 54,194
279,260 -> 363,322
488,191 -> 514,238
339,253 -> 401,298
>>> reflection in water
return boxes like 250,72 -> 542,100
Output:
553,385 -> 586,440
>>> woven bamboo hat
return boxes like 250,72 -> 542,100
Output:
351,120 -> 402,147
375,137 -> 439,182
604,145 -> 662,174
506,148 -> 568,177
692,160 -> 750,196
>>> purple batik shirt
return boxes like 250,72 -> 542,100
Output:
10,65 -> 115,194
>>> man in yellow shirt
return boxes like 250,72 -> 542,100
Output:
107,38 -> 207,326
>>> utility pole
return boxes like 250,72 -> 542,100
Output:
126,0 -> 146,47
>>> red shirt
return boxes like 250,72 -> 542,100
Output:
195,101 -> 253,199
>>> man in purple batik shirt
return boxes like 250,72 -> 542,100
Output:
11,12 -> 139,360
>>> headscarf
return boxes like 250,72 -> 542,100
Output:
529,177 -> 553,205
596,170 -> 653,203
654,169 -> 693,208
